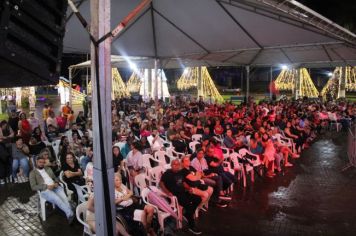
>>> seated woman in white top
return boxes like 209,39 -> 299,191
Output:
126,142 -> 144,180
114,173 -> 155,235
86,193 -> 130,236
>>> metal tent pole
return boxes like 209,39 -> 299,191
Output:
90,0 -> 115,235
270,66 -> 273,99
246,66 -> 250,101
148,68 -> 152,99
160,66 -> 163,100
198,66 -> 202,98
69,68 -> 72,107
86,54 -> 89,95
338,67 -> 346,98
295,68 -> 301,99
154,58 -> 159,105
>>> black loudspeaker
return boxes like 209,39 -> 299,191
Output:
0,0 -> 67,88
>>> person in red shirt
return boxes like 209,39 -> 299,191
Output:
56,112 -> 67,133
18,113 -> 31,144
213,119 -> 224,136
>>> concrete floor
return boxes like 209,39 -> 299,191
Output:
1,131 -> 355,236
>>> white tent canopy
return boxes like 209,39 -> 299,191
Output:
68,55 -> 230,70
64,0 -> 356,68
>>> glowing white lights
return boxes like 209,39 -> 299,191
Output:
281,64 -> 288,70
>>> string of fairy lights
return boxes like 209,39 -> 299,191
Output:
88,68 -> 130,98
177,67 -> 224,103
321,66 -> 356,98
126,69 -> 143,93
275,68 -> 319,97
58,80 -> 86,104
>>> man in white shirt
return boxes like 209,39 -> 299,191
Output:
147,127 -> 164,152
29,156 -> 74,224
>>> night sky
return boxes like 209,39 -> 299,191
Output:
299,0 -> 356,33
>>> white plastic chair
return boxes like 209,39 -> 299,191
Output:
142,153 -> 161,170
147,166 -> 164,187
134,173 -> 148,195
328,112 -> 342,132
52,139 -> 61,159
141,187 -> 182,234
163,141 -> 172,149
171,149 -> 185,160
72,183 -> 89,204
221,147 -> 232,160
76,202 -> 96,236
59,171 -> 74,201
191,134 -> 202,142
230,152 -> 251,188
189,141 -> 200,153
37,191 -> 55,221
238,148 -> 262,178
154,150 -> 168,165
273,133 -> 296,153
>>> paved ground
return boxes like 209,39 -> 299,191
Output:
1,130 -> 355,236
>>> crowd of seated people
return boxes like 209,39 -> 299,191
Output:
0,96 -> 354,235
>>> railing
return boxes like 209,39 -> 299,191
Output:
342,123 -> 356,171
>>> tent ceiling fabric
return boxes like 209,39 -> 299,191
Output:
64,0 -> 356,67
69,56 -> 232,70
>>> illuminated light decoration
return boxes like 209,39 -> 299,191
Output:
88,68 -> 130,99
127,69 -> 144,93
281,64 -> 289,70
345,66 -> 356,91
0,88 -> 16,98
299,68 -> 319,98
0,87 -> 36,109
58,79 -> 86,105
275,69 -> 295,91
275,68 -> 319,97
321,66 -> 356,98
177,67 -> 198,90
177,67 -> 224,103
139,69 -> 170,101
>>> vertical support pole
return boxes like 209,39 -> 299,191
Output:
338,66 -> 346,98
148,68 -> 152,99
86,54 -> 89,95
295,68 -> 301,99
154,58 -> 159,105
160,67 -> 163,100
15,87 -> 21,109
246,66 -> 250,101
270,66 -> 273,100
143,69 -> 147,101
240,67 -> 243,92
90,0 -> 115,235
69,68 -> 72,107
197,66 -> 202,98
0,99 -> 2,114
